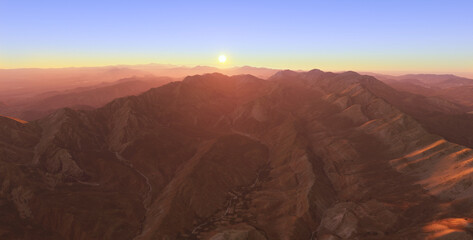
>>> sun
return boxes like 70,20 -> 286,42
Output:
218,55 -> 227,63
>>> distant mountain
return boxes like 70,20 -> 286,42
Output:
1,70 -> 473,239
0,64 -> 279,110
436,85 -> 473,108
0,66 -> 150,103
0,76 -> 174,120
126,64 -> 279,79
372,73 -> 473,110
397,74 -> 473,88
369,73 -> 473,88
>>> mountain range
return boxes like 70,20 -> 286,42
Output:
1,70 -> 473,239
370,73 -> 473,110
0,65 -> 278,105
0,76 -> 174,121
0,65 -> 279,121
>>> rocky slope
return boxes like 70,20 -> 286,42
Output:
369,73 -> 473,109
1,70 -> 473,239
373,76 -> 473,148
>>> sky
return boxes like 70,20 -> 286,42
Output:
1,0 -> 472,76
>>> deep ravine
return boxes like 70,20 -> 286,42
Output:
114,151 -> 153,239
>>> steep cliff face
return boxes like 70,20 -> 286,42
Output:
1,71 -> 473,239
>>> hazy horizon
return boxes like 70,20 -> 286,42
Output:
1,63 -> 472,79
1,0 -> 472,77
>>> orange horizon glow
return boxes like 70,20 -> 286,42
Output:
1,59 -> 472,79
1,1 -> 472,78
2,51 -> 472,78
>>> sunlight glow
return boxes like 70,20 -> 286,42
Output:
218,55 -> 227,63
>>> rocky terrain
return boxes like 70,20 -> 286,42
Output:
372,74 -> 473,149
1,70 -> 473,239
374,73 -> 473,110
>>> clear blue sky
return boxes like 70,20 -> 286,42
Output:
1,0 -> 472,75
